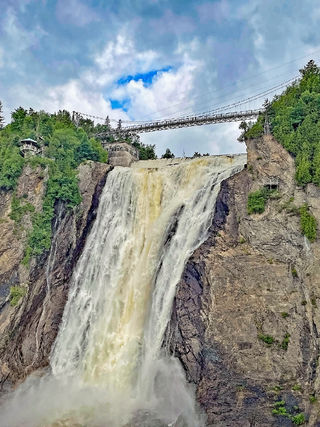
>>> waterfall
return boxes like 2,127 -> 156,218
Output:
0,155 -> 246,427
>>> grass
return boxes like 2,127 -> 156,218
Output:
309,394 -> 317,403
9,195 -> 35,224
258,333 -> 274,345
281,333 -> 290,351
291,413 -> 306,425
247,188 -> 270,214
272,400 -> 305,425
9,286 -> 27,306
299,204 -> 317,242
292,384 -> 302,391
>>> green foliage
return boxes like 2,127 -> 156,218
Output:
291,413 -> 306,425
272,400 -> 288,416
193,151 -> 202,157
258,333 -> 274,345
10,195 -> 35,223
292,384 -> 302,391
0,100 -> 4,129
309,394 -> 317,403
267,60 -> 320,188
0,138 -> 25,190
291,267 -> 298,277
279,197 -> 299,214
242,115 -> 264,140
0,108 -> 108,262
281,333 -> 290,350
9,286 -> 27,306
299,204 -> 317,241
132,141 -> 157,160
272,400 -> 305,425
281,312 -> 289,318
161,148 -> 175,159
247,187 -> 273,214
272,385 -> 283,392
274,400 -> 286,407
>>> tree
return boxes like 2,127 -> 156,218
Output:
11,107 -> 27,132
132,141 -> 157,160
161,148 -> 175,159
239,121 -> 248,132
0,101 -> 4,129
299,60 -> 320,77
238,121 -> 248,142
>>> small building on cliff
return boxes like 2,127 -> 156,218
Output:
103,142 -> 139,167
19,138 -> 42,157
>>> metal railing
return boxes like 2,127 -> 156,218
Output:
117,109 -> 263,134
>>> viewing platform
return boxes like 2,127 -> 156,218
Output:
19,138 -> 42,157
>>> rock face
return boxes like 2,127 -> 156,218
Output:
2,134 -> 320,426
0,161 -> 111,391
103,142 -> 139,167
170,135 -> 320,425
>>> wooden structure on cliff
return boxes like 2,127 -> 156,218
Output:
19,138 -> 43,157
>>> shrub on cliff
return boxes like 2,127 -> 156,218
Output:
238,115 -> 264,141
247,187 -> 272,214
9,286 -> 27,306
299,204 -> 317,242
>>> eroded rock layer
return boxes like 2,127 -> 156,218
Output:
170,136 -> 320,425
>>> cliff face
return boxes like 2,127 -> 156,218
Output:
2,136 -> 320,426
0,161 -> 111,391
170,135 -> 320,426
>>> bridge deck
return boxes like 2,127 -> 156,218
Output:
121,109 -> 263,134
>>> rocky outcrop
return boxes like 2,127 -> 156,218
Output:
0,161 -> 111,391
104,142 -> 139,167
171,135 -> 320,426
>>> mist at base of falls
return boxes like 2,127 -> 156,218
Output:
0,155 -> 246,427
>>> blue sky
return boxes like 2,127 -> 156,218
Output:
1,0 -> 320,156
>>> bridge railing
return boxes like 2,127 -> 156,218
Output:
120,109 -> 264,134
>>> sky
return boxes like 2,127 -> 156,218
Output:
1,0 -> 320,157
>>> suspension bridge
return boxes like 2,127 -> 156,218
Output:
72,75 -> 298,137
115,109 -> 262,133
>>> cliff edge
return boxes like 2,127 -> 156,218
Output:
170,135 -> 320,426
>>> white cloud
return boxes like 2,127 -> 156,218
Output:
123,59 -> 200,120
85,34 -> 159,88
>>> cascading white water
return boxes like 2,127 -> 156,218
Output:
0,155 -> 246,427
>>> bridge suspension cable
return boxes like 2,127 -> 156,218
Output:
75,73 -> 299,134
